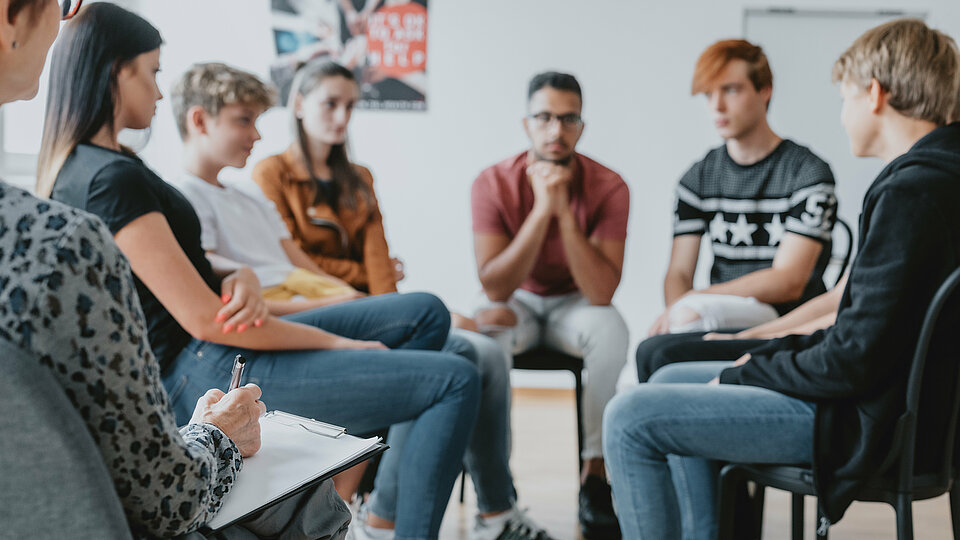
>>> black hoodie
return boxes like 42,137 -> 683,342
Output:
720,122 -> 960,523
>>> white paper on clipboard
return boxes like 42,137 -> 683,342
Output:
206,411 -> 381,530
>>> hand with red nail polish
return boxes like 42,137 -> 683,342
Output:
216,267 -> 270,334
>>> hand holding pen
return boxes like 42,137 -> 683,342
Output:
188,354 -> 266,457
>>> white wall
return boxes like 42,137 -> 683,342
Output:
132,0 -> 960,386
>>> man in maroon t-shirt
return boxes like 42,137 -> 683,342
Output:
470,71 -> 629,539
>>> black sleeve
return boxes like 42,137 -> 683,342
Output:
86,161 -> 163,235
673,162 -> 708,237
720,186 -> 948,400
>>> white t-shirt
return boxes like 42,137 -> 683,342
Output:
174,174 -> 295,288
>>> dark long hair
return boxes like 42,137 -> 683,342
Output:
36,3 -> 162,197
289,60 -> 370,212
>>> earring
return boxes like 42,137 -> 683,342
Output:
11,41 -> 18,50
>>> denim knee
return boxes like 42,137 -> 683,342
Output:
443,353 -> 483,407
443,332 -> 479,364
603,391 -> 637,456
603,388 -> 670,463
403,292 -> 452,349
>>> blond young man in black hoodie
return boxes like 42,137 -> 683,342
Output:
603,19 -> 960,540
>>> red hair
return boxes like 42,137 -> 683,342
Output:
691,39 -> 772,95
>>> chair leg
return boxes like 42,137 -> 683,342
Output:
816,504 -> 829,539
459,469 -> 466,504
574,368 -> 584,470
895,493 -> 914,540
750,482 -> 766,539
791,493 -> 804,540
717,465 -> 741,540
950,484 -> 960,539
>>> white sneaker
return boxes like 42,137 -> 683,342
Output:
470,507 -> 556,540
345,505 -> 395,540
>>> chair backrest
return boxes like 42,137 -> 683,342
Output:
881,265 -> 960,492
0,340 -> 133,539
824,217 -> 855,290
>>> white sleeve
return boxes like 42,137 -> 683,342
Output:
179,184 -> 219,251
261,198 -> 292,241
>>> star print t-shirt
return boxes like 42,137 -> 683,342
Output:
673,140 -> 837,314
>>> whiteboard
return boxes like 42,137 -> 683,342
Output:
744,8 -> 926,242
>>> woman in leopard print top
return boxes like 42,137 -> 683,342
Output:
0,184 -> 247,537
0,1 -> 269,537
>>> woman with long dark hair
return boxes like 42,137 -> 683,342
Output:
40,4 -> 481,539
253,61 -> 400,295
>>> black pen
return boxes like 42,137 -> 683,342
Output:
228,354 -> 246,391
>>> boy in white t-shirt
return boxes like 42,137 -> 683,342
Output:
169,62 -> 361,314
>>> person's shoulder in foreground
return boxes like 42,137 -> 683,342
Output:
0,182 -> 243,537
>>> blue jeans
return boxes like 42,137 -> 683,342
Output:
162,293 -> 482,540
371,328 -> 516,520
603,361 -> 815,540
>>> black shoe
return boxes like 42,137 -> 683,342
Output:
579,475 -> 621,539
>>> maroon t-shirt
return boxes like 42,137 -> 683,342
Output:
471,151 -> 630,297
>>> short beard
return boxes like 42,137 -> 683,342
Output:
533,150 -> 573,166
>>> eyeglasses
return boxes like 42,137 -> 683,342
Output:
527,112 -> 583,129
58,0 -> 82,20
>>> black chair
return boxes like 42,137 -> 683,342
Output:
511,347 -> 586,466
458,347 -> 585,503
717,265 -> 960,540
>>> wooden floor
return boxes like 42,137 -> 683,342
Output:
439,388 -> 955,540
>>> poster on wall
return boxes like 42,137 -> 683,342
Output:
270,0 -> 428,111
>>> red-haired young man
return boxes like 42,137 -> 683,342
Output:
649,40 -> 838,339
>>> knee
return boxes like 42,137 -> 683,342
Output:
603,389 -> 664,456
475,305 -> 517,329
404,292 -> 449,321
578,307 -> 629,364
446,354 -> 483,401
584,307 -> 630,342
648,363 -> 690,383
603,391 -> 642,454
404,292 -> 452,343
669,305 -> 702,328
445,333 -> 479,364
472,334 -> 509,387
635,335 -> 675,383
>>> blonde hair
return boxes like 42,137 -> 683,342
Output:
832,19 -> 960,125
170,62 -> 276,139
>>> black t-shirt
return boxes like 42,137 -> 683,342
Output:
51,144 -> 221,371
673,140 -> 838,313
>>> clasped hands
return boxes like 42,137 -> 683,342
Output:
527,159 -> 574,218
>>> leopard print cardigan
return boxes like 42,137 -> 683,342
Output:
0,183 -> 241,538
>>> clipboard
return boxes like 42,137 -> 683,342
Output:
199,411 -> 388,534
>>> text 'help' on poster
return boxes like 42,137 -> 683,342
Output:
270,0 -> 428,111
